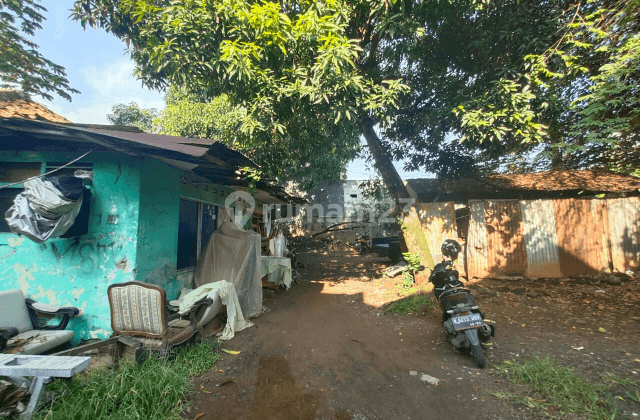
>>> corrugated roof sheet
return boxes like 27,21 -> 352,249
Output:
406,170 -> 640,202
0,118 -> 304,204
0,89 -> 71,123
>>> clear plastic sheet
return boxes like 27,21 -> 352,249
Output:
194,222 -> 263,318
4,178 -> 82,243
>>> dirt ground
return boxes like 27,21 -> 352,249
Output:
184,246 -> 640,420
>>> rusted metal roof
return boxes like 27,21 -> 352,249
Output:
0,118 -> 303,204
406,170 -> 640,202
0,90 -> 71,123
82,127 -> 254,168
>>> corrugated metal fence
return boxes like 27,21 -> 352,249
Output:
418,197 -> 640,278
466,197 -> 640,278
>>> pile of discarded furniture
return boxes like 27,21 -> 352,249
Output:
0,222 -> 275,418
0,278 -> 253,418
0,289 -> 89,420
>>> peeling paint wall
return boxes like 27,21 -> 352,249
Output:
1,153 -> 239,344
0,152 -> 141,343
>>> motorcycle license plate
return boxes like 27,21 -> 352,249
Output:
451,313 -> 483,331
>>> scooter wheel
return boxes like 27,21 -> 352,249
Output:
471,344 -> 486,368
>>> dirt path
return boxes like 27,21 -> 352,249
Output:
185,247 -> 640,420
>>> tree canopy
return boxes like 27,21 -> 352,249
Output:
107,102 -> 159,132
1,0 -> 78,100
73,0 -> 640,201
110,88 -> 360,191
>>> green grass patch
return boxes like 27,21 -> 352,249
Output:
494,356 -> 633,419
386,294 -> 435,315
33,339 -> 220,420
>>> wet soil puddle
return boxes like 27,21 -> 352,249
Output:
246,354 -> 318,420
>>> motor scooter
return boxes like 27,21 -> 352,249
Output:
354,232 -> 371,254
429,240 -> 494,368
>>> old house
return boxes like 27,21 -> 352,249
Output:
405,170 -> 640,279
0,90 -> 291,343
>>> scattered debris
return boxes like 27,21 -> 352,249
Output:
221,349 -> 241,355
218,379 -> 236,387
605,275 -> 623,286
0,380 -> 28,417
409,371 -> 418,376
420,374 -> 440,385
384,261 -> 408,278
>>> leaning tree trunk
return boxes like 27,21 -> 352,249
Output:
358,116 -> 434,274
358,116 -> 410,208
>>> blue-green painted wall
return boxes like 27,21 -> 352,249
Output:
135,159 -> 181,297
1,152 -> 141,343
1,152 -> 237,344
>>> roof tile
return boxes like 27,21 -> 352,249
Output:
0,89 -> 71,123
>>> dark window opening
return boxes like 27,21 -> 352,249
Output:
61,188 -> 92,238
177,199 -> 199,270
0,189 -> 23,233
177,199 -> 219,270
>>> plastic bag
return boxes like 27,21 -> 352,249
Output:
4,177 -> 82,243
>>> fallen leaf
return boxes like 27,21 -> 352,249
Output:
221,349 -> 241,355
218,379 -> 235,387
218,369 -> 224,373
202,390 -> 212,394
193,414 -> 205,420
598,327 -> 606,333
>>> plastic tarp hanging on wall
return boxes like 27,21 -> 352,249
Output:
194,222 -> 263,318
4,176 -> 83,243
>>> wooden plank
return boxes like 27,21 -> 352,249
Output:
52,337 -> 119,356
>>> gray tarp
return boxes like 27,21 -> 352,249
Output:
194,222 -> 263,318
4,178 -> 82,243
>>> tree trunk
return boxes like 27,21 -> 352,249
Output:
358,117 -> 433,271
358,116 -> 410,207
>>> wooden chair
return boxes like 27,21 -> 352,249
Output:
107,281 -> 209,362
